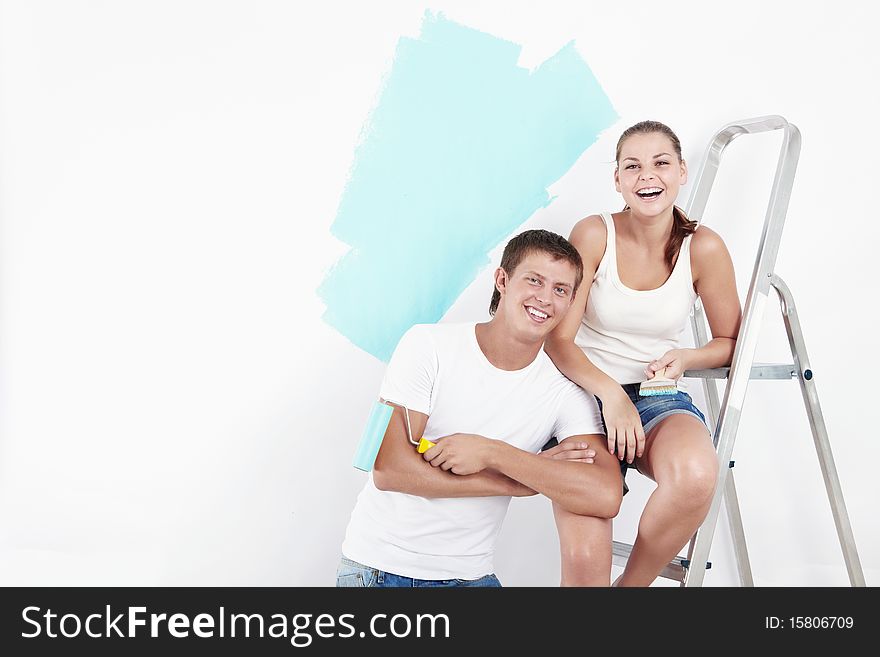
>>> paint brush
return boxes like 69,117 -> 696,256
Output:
638,366 -> 678,397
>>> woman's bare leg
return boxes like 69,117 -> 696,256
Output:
615,414 -> 717,587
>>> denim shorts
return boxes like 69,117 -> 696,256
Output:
336,556 -> 502,588
543,383 -> 704,495
542,384 -> 706,454
606,383 -> 708,436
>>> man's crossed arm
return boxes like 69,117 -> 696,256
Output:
372,405 -> 621,518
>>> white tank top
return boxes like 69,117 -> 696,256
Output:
574,212 -> 698,385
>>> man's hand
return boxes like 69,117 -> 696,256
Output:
540,437 -> 597,463
423,433 -> 496,475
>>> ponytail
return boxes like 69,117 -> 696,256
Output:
666,205 -> 698,269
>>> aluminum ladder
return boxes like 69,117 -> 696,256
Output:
611,115 -> 865,587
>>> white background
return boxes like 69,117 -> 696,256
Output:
0,0 -> 876,586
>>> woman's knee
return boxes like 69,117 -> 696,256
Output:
645,420 -> 718,506
668,453 -> 718,506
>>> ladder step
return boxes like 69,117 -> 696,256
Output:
684,363 -> 797,380
611,540 -> 711,583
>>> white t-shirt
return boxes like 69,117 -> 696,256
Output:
341,322 -> 604,580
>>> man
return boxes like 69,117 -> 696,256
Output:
338,230 -> 623,587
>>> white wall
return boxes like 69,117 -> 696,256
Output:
0,0 -> 876,586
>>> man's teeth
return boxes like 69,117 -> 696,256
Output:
527,307 -> 548,319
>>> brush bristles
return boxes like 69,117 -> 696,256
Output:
639,378 -> 678,397
639,386 -> 677,397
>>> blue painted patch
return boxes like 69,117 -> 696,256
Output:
320,12 -> 616,362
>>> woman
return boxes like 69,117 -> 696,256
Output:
545,121 -> 742,586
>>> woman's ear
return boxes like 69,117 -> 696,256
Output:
680,159 -> 688,185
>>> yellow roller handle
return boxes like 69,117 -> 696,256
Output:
417,438 -> 436,453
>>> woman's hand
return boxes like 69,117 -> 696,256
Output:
599,388 -> 645,464
646,349 -> 693,381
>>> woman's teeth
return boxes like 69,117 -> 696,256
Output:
637,187 -> 663,199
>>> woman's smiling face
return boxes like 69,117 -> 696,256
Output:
615,131 -> 687,217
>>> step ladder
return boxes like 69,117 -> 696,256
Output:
611,115 -> 865,587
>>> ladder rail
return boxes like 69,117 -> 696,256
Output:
684,116 -> 801,587
722,472 -> 754,586
771,275 -> 866,586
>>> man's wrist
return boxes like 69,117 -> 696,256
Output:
510,481 -> 536,497
485,438 -> 507,471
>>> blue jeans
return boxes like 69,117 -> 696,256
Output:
336,556 -> 502,587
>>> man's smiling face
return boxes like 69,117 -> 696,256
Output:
495,250 -> 577,340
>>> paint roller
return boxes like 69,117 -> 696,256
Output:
352,399 -> 436,472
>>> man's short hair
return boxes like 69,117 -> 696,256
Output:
489,229 -> 584,315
